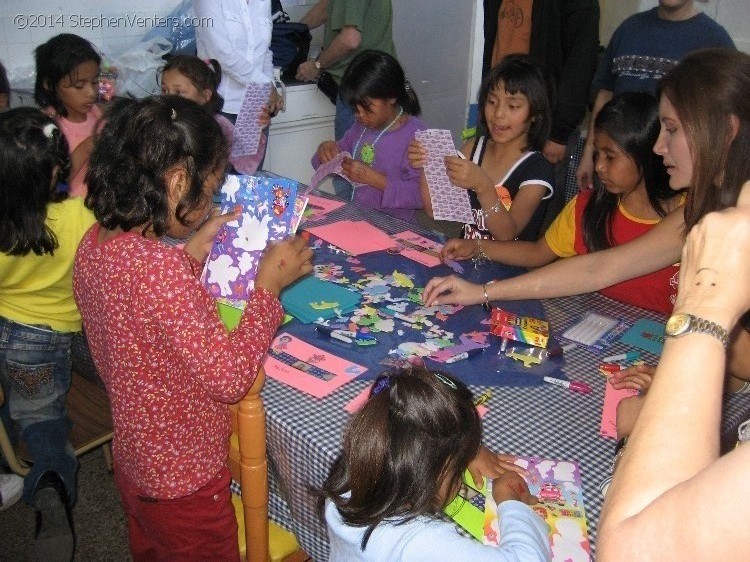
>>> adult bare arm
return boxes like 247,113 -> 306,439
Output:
598,183 -> 750,561
423,207 -> 684,306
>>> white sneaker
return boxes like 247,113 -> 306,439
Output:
0,473 -> 24,511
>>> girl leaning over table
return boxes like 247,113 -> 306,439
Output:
312,50 -> 427,223
73,96 -> 312,561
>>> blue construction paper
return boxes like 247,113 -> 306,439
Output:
281,276 -> 361,323
281,233 -> 566,387
618,318 -> 666,356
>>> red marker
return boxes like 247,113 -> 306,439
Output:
543,376 -> 592,394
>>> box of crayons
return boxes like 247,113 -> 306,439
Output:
490,308 -> 549,348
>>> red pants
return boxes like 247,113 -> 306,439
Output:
115,467 -> 239,562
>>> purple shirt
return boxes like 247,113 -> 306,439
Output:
313,115 -> 427,223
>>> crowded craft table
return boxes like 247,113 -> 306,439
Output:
238,189 -> 750,561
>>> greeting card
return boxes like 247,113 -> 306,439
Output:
232,82 -> 272,158
203,175 -> 298,301
415,129 -> 474,224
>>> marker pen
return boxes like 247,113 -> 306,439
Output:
601,351 -> 641,363
542,376 -> 592,394
445,348 -> 484,364
315,325 -> 353,344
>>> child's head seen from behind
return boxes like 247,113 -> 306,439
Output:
34,34 -> 101,121
0,107 -> 71,256
85,96 -> 227,239
160,55 -> 225,115
478,54 -> 551,152
583,92 -> 672,252
339,50 -> 421,126
322,366 -> 481,549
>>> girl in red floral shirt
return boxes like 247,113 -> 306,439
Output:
73,96 -> 312,561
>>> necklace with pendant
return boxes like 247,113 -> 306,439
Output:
353,106 -> 404,165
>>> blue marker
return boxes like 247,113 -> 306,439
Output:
601,351 -> 641,363
445,348 -> 485,364
315,324 -> 353,344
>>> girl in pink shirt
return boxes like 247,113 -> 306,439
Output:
73,96 -> 312,561
34,33 -> 103,198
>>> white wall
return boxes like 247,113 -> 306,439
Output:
0,0 -> 188,80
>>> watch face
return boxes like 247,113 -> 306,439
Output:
666,313 -> 691,336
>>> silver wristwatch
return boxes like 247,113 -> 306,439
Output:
665,312 -> 729,348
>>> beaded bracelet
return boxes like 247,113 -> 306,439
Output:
476,238 -> 489,261
482,283 -> 490,308
478,199 -> 503,220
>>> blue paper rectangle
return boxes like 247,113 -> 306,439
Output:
618,318 -> 666,356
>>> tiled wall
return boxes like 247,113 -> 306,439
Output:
0,0 -> 322,84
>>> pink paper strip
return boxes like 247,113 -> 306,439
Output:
263,333 -> 366,399
391,230 -> 443,267
344,384 -> 373,414
599,383 -> 639,439
305,195 -> 346,219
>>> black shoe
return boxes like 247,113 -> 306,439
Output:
33,471 -> 74,562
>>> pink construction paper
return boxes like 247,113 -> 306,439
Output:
344,384 -> 373,414
305,195 -> 346,220
415,129 -> 474,224
263,333 -> 366,399
391,231 -> 443,267
599,383 -> 639,439
306,220 -> 395,255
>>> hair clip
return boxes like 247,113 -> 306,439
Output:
170,108 -> 177,121
42,123 -> 58,139
370,375 -> 391,397
404,80 -> 411,92
203,58 -> 214,71
433,372 -> 458,390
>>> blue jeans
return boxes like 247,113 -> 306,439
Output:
332,95 -> 356,198
0,317 -> 77,506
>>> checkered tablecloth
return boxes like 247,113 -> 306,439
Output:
242,193 -> 750,561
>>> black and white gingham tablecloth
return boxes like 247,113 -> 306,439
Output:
235,192 -> 750,561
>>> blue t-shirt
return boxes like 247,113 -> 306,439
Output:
593,8 -> 735,96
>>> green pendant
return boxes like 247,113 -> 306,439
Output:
360,143 -> 375,165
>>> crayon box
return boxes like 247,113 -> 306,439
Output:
490,308 -> 549,348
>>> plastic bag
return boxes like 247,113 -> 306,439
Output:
142,0 -> 197,56
114,37 -> 172,98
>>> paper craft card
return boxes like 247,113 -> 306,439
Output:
618,319 -> 666,356
263,333 -> 366,398
204,175 -> 298,301
390,231 -> 443,267
446,457 -> 590,561
305,195 -> 346,220
280,275 -> 361,324
232,82 -> 272,158
309,151 -> 365,192
487,457 -> 590,561
600,383 -> 639,439
306,220 -> 395,256
415,129 -> 474,224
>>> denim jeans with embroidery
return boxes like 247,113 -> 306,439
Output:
0,316 -> 78,505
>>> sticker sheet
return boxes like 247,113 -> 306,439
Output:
203,175 -> 298,301
486,457 -> 590,561
232,82 -> 272,158
415,129 -> 474,224
263,333 -> 366,398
